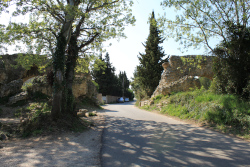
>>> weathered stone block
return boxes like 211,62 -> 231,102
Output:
0,79 -> 23,98
8,91 -> 28,105
152,55 -> 213,98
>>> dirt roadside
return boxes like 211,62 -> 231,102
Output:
0,110 -> 106,167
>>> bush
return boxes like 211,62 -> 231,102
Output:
199,77 -> 211,90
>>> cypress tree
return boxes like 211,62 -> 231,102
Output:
137,11 -> 166,97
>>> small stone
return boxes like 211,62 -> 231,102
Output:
85,112 -> 89,117
79,109 -> 88,113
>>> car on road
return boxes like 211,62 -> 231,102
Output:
117,97 -> 124,103
124,98 -> 129,102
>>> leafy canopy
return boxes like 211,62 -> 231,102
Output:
1,0 -> 135,69
159,0 -> 250,52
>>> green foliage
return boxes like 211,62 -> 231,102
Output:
199,77 -> 211,90
92,53 -> 118,96
142,89 -> 250,136
92,53 -> 133,98
213,23 -> 250,99
160,0 -> 250,52
131,68 -> 150,101
92,80 -> 99,92
126,89 -> 134,101
22,81 -> 34,91
1,0 -> 135,120
136,11 -> 166,97
20,102 -> 52,137
14,54 -> 48,72
88,112 -> 97,117
152,94 -> 164,104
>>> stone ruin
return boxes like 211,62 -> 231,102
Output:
0,54 -> 98,105
152,55 -> 214,98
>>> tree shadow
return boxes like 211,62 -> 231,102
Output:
101,115 -> 250,167
0,129 -> 101,166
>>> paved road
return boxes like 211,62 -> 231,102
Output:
101,102 -> 250,167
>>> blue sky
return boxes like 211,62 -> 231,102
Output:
104,0 -> 207,80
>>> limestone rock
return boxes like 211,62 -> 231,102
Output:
152,55 -> 213,97
0,79 -> 23,98
0,54 -> 45,100
27,74 -> 98,103
27,75 -> 52,96
153,76 -> 201,97
8,91 -> 28,105
77,109 -> 88,117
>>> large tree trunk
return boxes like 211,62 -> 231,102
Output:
51,33 -> 67,119
51,0 -> 76,120
64,35 -> 78,116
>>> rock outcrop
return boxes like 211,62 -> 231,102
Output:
0,79 -> 23,98
8,91 -> 28,105
152,55 -> 214,97
0,54 -> 41,98
27,73 -> 98,103
0,54 -> 98,104
0,54 -> 26,85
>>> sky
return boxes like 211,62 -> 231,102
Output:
1,0 -> 209,80
104,0 -> 206,80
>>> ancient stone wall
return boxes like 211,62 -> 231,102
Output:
27,73 -> 98,103
0,54 -> 98,104
0,54 -> 42,98
152,55 -> 214,97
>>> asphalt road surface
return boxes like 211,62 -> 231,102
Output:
101,101 -> 250,167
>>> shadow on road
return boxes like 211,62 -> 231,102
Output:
102,116 -> 250,167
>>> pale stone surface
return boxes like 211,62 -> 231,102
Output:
27,74 -> 98,102
152,55 -> 213,98
8,91 -> 28,105
0,54 -> 44,100
78,109 -> 88,117
0,79 -> 23,98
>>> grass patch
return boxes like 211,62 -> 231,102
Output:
142,88 -> 250,137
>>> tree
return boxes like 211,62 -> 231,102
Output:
119,71 -> 134,100
136,11 -> 166,97
92,53 -> 117,96
160,0 -> 250,98
1,0 -> 135,119
92,54 -> 133,98
131,68 -> 149,101
160,0 -> 250,52
213,23 -> 250,98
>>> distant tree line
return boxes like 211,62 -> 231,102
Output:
92,52 -> 134,100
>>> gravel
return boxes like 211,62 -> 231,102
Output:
0,112 -> 105,167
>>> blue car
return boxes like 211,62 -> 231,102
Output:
117,97 -> 124,103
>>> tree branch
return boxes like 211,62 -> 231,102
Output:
78,32 -> 100,50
